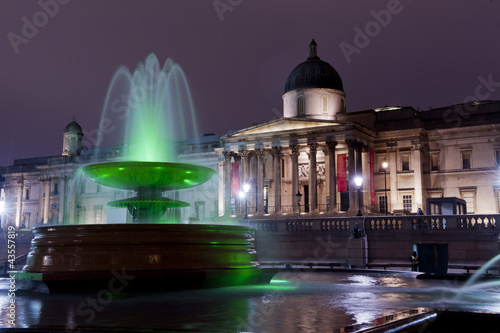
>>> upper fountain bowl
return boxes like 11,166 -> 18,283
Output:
82,161 -> 216,191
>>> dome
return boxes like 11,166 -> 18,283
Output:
63,117 -> 83,135
284,40 -> 343,94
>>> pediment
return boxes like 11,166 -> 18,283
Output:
225,118 -> 341,138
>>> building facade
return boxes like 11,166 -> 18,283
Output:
217,41 -> 500,218
2,40 -> 500,228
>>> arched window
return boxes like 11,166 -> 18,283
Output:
322,96 -> 328,114
298,96 -> 305,116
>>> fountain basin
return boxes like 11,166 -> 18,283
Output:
14,224 -> 277,293
82,161 -> 216,191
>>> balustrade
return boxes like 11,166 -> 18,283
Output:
247,214 -> 498,233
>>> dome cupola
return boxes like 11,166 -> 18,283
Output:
62,117 -> 84,156
283,40 -> 345,120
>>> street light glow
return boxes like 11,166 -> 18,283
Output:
354,176 -> 363,187
243,183 -> 250,193
382,161 -> 388,169
0,200 -> 5,213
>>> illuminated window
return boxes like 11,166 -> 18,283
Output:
461,191 -> 475,213
462,151 -> 471,169
379,195 -> 387,214
298,96 -> 305,115
322,96 -> 328,114
403,195 -> 412,212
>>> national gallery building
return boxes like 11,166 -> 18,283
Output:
2,40 -> 500,228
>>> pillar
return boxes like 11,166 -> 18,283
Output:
223,151 -> 232,216
412,144 -> 424,211
239,149 -> 249,215
290,144 -> 299,212
272,146 -> 282,214
38,177 -> 46,224
388,147 -> 397,213
43,177 -> 51,224
347,139 -> 357,212
326,141 -> 338,212
15,177 -> 23,228
308,143 -> 318,212
256,148 -> 264,214
58,175 -> 66,224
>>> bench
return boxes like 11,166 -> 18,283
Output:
302,262 -> 343,269
448,264 -> 498,274
366,263 -> 412,270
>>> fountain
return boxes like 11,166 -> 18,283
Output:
13,55 -> 276,293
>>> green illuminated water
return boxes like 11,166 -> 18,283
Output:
81,55 -> 213,223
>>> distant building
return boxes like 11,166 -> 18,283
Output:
0,120 -> 220,228
217,40 -> 500,218
2,40 -> 500,228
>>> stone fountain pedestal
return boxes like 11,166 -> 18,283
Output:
13,224 -> 277,293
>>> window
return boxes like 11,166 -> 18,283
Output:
322,96 -> 328,114
25,188 -> 30,200
430,153 -> 439,171
461,191 -> 475,213
94,206 -> 103,224
379,195 -> 387,214
403,195 -> 412,212
54,183 -> 59,195
462,151 -> 471,169
281,158 -> 285,178
401,155 -> 410,171
298,96 -> 305,115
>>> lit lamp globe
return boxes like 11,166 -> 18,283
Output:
355,176 -> 363,216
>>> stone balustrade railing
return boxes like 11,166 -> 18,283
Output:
247,214 -> 498,233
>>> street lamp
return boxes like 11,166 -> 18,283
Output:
296,191 -> 302,218
382,161 -> 388,215
240,183 -> 250,219
354,176 -> 363,216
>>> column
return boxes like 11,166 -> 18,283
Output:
223,150 -> 232,216
290,144 -> 300,212
38,177 -> 46,224
43,177 -> 51,224
388,147 -> 397,213
355,142 -> 363,209
412,144 -> 424,211
68,176 -> 77,225
58,175 -> 66,224
347,140 -> 357,212
214,149 -> 225,217
15,177 -> 23,228
326,141 -> 338,212
272,146 -> 282,214
308,143 -> 318,212
239,149 -> 249,215
256,148 -> 264,214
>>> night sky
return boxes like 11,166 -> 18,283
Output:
1,1 -> 500,166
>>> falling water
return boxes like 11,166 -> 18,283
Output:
94,54 -> 199,162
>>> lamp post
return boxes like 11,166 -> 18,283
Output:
382,161 -> 388,215
296,191 -> 302,218
355,176 -> 363,216
240,183 -> 250,220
